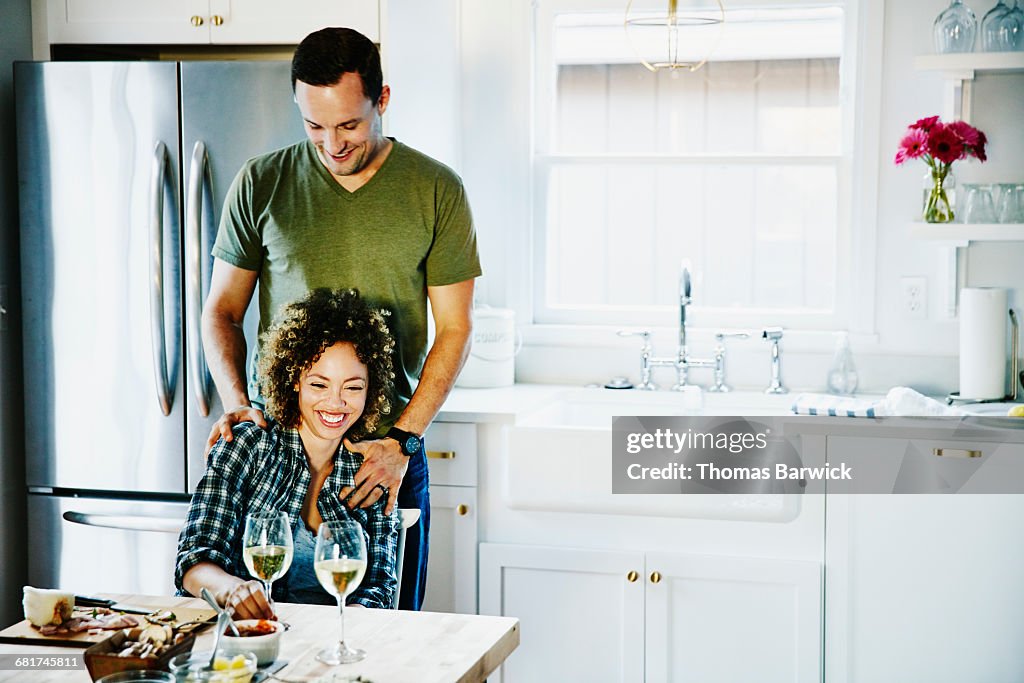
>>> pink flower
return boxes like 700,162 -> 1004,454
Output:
948,120 -> 980,147
894,128 -> 928,164
910,115 -> 940,132
927,124 -> 965,165
893,115 -> 987,168
974,130 -> 988,162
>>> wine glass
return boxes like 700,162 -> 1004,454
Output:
314,520 -> 368,665
242,511 -> 294,617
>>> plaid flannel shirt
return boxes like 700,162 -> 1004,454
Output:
175,420 -> 398,608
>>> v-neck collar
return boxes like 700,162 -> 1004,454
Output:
308,137 -> 399,201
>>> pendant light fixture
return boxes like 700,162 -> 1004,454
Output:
625,0 -> 726,72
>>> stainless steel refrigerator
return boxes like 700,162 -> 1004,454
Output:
16,60 -> 305,595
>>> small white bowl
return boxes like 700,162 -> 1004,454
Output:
218,620 -> 283,667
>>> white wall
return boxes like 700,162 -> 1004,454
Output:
390,0 -> 1024,396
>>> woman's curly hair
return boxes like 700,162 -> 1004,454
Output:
257,288 -> 395,439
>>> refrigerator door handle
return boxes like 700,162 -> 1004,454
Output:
186,140 -> 212,417
149,141 -> 173,417
63,510 -> 186,534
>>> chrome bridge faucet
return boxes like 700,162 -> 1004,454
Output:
618,261 -> 746,391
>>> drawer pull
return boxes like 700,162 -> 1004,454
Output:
626,571 -> 638,583
190,15 -> 204,26
211,14 -> 224,26
650,571 -> 662,584
932,447 -> 982,458
456,504 -> 469,516
427,450 -> 456,460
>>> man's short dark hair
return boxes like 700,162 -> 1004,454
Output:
291,27 -> 383,103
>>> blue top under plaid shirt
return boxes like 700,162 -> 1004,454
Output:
175,420 -> 398,608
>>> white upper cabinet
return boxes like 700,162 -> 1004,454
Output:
44,0 -> 380,45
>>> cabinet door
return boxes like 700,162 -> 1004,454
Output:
827,436 -> 1024,682
207,0 -> 380,44
46,0 -> 211,44
480,544 -> 645,683
424,422 -> 477,487
645,552 -> 821,683
422,485 -> 477,615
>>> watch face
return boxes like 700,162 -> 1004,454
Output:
405,436 -> 422,455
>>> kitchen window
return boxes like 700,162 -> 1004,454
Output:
533,1 -> 861,331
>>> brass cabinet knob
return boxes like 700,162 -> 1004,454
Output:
211,15 -> 224,26
650,571 -> 662,584
190,15 -> 204,27
456,504 -> 469,516
626,570 -> 639,583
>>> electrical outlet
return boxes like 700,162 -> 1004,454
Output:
901,277 -> 927,320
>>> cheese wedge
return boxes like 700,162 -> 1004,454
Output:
22,586 -> 74,627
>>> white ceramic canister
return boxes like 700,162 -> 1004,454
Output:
456,306 -> 518,388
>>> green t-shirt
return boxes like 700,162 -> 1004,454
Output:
212,138 -> 482,432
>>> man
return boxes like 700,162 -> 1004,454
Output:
201,27 -> 480,612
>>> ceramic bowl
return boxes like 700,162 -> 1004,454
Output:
168,650 -> 257,683
218,619 -> 284,667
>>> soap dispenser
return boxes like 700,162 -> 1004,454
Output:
827,331 -> 859,395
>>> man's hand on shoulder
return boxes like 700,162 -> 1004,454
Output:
341,437 -> 408,515
205,406 -> 269,456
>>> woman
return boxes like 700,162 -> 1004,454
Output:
175,288 -> 399,617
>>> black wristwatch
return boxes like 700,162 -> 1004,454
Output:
385,427 -> 424,457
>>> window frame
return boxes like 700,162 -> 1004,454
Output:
527,0 -> 883,341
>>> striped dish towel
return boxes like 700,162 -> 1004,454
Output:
790,393 -> 885,417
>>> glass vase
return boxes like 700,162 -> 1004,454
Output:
923,167 -> 956,224
934,0 -> 978,53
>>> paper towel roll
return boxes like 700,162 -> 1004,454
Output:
959,287 -> 1007,400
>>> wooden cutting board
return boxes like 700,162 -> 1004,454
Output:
0,605 -> 217,648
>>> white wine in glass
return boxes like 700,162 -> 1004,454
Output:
243,511 -> 294,614
314,520 -> 367,664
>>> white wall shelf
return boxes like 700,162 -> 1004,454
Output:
914,52 -> 1024,76
910,222 -> 1024,246
911,53 -> 1024,318
913,52 -> 1024,123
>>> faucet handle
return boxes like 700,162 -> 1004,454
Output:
617,329 -> 652,347
715,331 -> 750,343
707,331 -> 749,393
761,327 -> 784,341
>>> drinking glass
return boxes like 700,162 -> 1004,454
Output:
243,511 -> 294,616
314,520 -> 368,665
963,184 -> 998,223
997,183 -> 1024,223
934,0 -> 978,53
982,0 -> 1014,50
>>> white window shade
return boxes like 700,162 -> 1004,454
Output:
554,7 -> 843,66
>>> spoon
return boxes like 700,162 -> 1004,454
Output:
208,608 -> 231,671
200,587 -> 240,636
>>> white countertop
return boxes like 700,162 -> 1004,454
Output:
436,383 -> 569,423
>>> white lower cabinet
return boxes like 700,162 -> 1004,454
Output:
423,421 -> 478,614
481,543 -> 821,683
825,435 -> 1024,683
423,484 -> 478,614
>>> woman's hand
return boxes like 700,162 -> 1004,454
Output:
218,580 -> 275,620
204,406 -> 268,456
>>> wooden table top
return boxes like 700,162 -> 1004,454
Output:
0,594 -> 519,683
